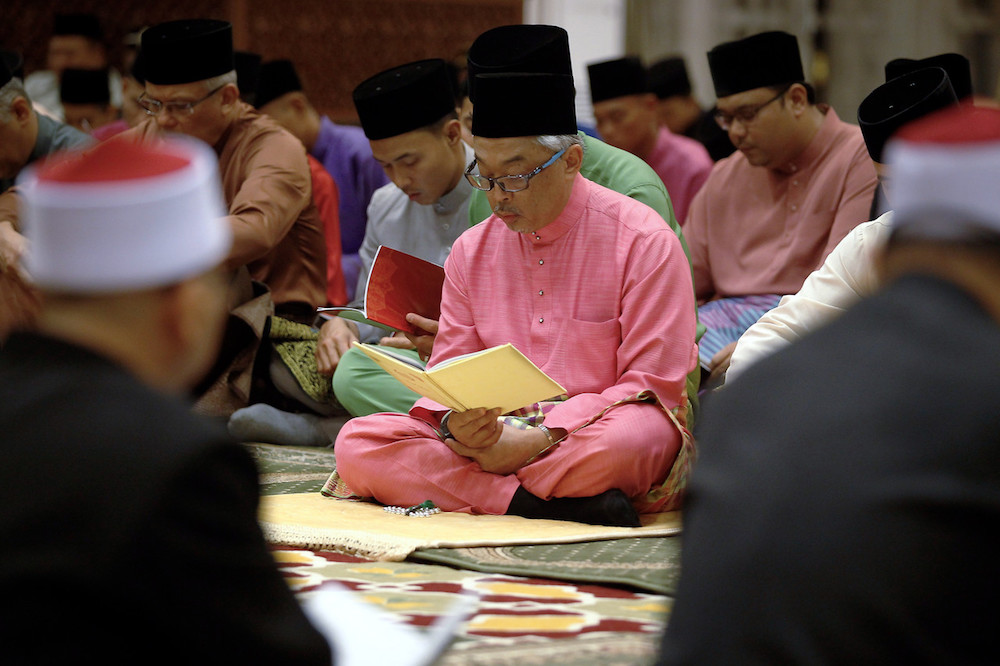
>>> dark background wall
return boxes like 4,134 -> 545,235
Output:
0,0 -> 521,123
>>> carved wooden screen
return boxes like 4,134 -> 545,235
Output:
0,0 -> 522,123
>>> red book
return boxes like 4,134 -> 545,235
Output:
317,246 -> 445,334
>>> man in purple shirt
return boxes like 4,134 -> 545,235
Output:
255,59 -> 389,296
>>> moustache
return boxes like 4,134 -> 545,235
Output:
492,203 -> 522,216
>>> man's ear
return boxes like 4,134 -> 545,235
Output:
156,281 -> 192,354
289,91 -> 309,114
442,118 -> 463,145
564,142 -> 584,175
220,83 -> 241,109
12,97 -> 33,125
787,83 -> 809,113
157,275 -> 221,361
641,92 -> 659,111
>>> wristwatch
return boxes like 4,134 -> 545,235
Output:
439,410 -> 455,440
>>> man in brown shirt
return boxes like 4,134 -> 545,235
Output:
131,19 -> 325,321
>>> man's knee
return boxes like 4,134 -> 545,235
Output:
334,412 -> 431,473
564,409 -> 680,490
331,415 -> 369,480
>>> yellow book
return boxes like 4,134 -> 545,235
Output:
352,341 -> 567,414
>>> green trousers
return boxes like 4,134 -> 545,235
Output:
332,346 -> 423,416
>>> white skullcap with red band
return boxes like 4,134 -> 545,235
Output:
18,137 -> 231,293
886,104 -> 1000,241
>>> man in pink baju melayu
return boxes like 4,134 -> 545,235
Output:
333,70 -> 698,527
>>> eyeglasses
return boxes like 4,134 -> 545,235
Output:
713,84 -> 792,131
464,147 -> 567,193
138,85 -> 225,117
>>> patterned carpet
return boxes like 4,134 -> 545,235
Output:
251,443 -> 676,664
276,547 -> 668,664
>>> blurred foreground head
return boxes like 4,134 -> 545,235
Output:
18,137 -> 233,391
886,105 -> 1000,242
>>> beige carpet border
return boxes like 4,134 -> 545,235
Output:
260,492 -> 681,561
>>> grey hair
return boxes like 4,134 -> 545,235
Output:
202,70 -> 237,92
534,134 -> 585,154
0,77 -> 28,120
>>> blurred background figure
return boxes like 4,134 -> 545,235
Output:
256,58 -> 387,299
234,50 -> 262,105
647,56 -> 735,161
245,54 -> 348,307
588,55 -> 712,224
59,67 -> 118,133
0,54 -> 92,342
24,12 -> 122,121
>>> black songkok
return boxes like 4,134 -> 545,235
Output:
353,59 -> 456,140
234,51 -> 262,103
1,51 -> 24,82
858,67 -> 959,162
141,19 -> 235,86
60,68 -> 110,105
707,31 -> 804,98
466,24 -> 572,103
0,54 -> 14,87
472,73 -> 576,138
885,53 -> 973,100
587,56 -> 647,103
255,60 -> 303,109
53,13 -> 103,42
648,57 -> 692,99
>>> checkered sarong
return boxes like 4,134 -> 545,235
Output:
696,294 -> 782,366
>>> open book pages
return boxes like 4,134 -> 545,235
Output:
317,246 -> 444,334
353,342 -> 567,413
315,307 -> 398,333
304,582 -> 474,666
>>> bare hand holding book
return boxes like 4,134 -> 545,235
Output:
317,246 -> 445,334
352,342 -> 566,414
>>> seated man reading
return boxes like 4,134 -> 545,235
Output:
332,70 -> 698,527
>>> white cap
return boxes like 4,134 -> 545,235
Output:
18,136 -> 231,293
886,105 -> 1000,241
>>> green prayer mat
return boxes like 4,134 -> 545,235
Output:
411,537 -> 681,596
249,443 -> 682,595
250,442 -> 338,495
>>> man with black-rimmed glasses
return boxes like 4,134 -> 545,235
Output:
685,31 -> 877,385
125,19 -> 326,323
